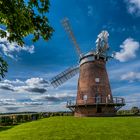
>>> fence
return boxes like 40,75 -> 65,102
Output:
67,97 -> 125,106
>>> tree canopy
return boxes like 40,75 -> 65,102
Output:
0,0 -> 54,79
131,106 -> 139,115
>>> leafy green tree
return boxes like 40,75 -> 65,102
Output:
131,106 -> 139,115
0,56 -> 8,78
0,0 -> 54,79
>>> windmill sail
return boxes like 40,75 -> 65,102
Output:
95,30 -> 109,54
61,18 -> 82,58
50,65 -> 79,88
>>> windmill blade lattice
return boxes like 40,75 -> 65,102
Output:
50,65 -> 79,88
61,18 -> 82,58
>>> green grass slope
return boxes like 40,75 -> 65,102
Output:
0,116 -> 140,140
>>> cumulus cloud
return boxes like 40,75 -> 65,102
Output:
32,93 -> 75,103
20,102 -> 43,106
26,87 -> 47,93
115,38 -> 140,62
122,93 -> 140,109
25,78 -> 49,86
4,79 -> 24,85
0,83 -> 14,91
88,6 -> 93,16
0,28 -> 34,59
0,99 -> 16,105
5,107 -> 20,111
0,78 -> 49,94
125,0 -> 140,16
0,99 -> 42,106
121,71 -> 140,82
0,98 -> 43,112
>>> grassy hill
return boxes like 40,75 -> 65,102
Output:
0,116 -> 140,140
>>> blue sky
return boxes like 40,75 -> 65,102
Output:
0,0 -> 140,113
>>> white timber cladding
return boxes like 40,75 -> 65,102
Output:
95,78 -> 100,83
80,56 -> 95,65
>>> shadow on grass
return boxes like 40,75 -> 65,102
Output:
0,126 -> 13,132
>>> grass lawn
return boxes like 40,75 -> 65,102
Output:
0,116 -> 140,140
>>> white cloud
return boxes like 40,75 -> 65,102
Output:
125,0 -> 140,16
0,72 -> 78,113
3,79 -> 24,85
88,6 -> 93,16
0,98 -> 16,105
0,28 -> 34,59
0,98 -> 43,107
115,38 -> 140,62
0,77 -> 49,94
121,93 -> 140,109
25,77 -> 49,87
108,59 -> 140,81
121,71 -> 140,82
31,93 -> 75,103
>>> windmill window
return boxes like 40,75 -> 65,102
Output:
83,95 -> 88,101
108,94 -> 111,100
95,78 -> 100,83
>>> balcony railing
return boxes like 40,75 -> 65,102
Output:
66,97 -> 125,107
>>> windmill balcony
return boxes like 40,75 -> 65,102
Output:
66,97 -> 125,107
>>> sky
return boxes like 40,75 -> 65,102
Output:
0,0 -> 140,113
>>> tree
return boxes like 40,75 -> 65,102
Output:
0,0 -> 54,78
131,106 -> 139,115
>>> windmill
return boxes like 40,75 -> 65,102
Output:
50,18 -> 125,117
